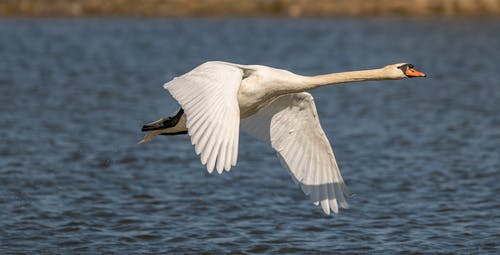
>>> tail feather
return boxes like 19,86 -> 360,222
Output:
138,130 -> 162,144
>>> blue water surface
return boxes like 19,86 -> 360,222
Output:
1,18 -> 499,254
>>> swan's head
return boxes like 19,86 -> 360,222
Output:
383,63 -> 426,79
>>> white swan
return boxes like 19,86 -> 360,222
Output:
141,61 -> 426,215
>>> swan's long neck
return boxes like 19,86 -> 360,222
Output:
262,67 -> 401,101
299,68 -> 390,91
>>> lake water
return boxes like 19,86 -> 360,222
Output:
1,18 -> 499,254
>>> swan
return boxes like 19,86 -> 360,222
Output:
140,61 -> 426,215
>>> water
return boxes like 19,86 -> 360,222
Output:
1,18 -> 499,254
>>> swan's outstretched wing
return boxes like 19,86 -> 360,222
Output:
241,92 -> 351,215
164,62 -> 242,174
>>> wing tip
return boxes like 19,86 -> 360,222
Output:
320,200 -> 330,215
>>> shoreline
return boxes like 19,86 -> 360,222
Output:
1,0 -> 500,18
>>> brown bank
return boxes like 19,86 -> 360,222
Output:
1,0 -> 500,17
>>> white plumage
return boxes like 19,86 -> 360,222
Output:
142,61 -> 426,215
165,63 -> 242,173
241,92 -> 350,214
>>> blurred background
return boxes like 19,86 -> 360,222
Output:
1,0 -> 499,254
2,0 -> 500,17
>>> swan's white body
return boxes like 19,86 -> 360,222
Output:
142,61 -> 425,215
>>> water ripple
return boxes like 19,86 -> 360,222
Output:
1,18 -> 499,254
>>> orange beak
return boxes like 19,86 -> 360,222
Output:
405,67 -> 426,77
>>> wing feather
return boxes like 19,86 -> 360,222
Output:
231,122 -> 239,166
241,92 -> 350,215
216,130 -> 228,173
164,62 -> 242,173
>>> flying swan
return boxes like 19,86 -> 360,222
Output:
140,61 -> 426,215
